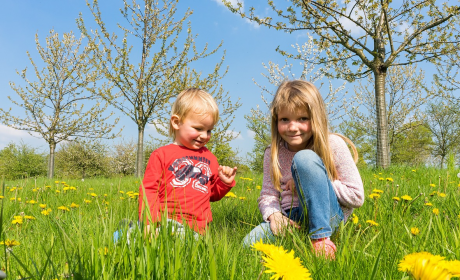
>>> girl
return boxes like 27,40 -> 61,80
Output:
243,80 -> 364,259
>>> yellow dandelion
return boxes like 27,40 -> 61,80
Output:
84,199 -> 91,204
401,195 -> 413,201
56,190 -> 60,193
225,192 -> 237,198
372,189 -> 384,193
119,191 -> 125,194
0,239 -> 20,248
424,203 -> 433,206
251,239 -> 279,256
120,197 -> 125,200
17,197 -> 21,202
58,206 -> 70,212
24,215 -> 35,220
12,219 -> 23,225
433,208 -> 440,215
70,186 -> 76,190
386,178 -> 394,182
39,204 -> 47,209
256,185 -> 262,190
41,209 -> 52,216
89,188 -> 94,190
54,181 -> 59,184
366,220 -> 379,226
10,197 -> 16,201
369,193 -> 381,199
61,181 -> 66,184
32,188 -> 38,192
0,196 -> 3,199
393,197 -> 400,201
239,197 -> 246,200
26,200 -> 37,204
398,252 -> 453,280
412,169 -> 416,172
438,193 -> 446,198
70,202 -> 79,208
45,185 -> 51,188
352,214 -> 359,224
63,187 -> 70,191
378,177 -> 384,181
430,191 -> 437,196
411,227 -> 420,236
90,193 -> 97,197
430,183 -> 436,187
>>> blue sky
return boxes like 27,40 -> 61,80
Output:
1,0 -> 314,159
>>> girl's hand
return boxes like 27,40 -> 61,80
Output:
286,178 -> 297,195
268,212 -> 300,236
218,166 -> 238,185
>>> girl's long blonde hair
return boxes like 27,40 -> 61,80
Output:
270,80 -> 358,192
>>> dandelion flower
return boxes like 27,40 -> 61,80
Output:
54,181 -> 59,184
239,197 -> 246,200
366,220 -> 379,226
0,196 -> 3,199
430,191 -> 437,196
430,183 -> 436,187
58,206 -> 70,212
11,219 -> 23,225
379,177 -> 384,181
0,239 -> 20,248
90,193 -> 98,197
433,208 -> 440,215
56,190 -> 60,193
256,185 -> 262,190
352,214 -> 359,224
26,200 -> 37,204
393,197 -> 400,201
70,202 -> 79,208
119,191 -> 125,194
372,189 -> 384,193
386,178 -> 394,182
225,192 -> 237,198
89,188 -> 94,190
424,203 -> 433,206
401,195 -> 413,201
438,193 -> 446,198
24,215 -> 35,220
251,239 -> 279,256
84,199 -> 91,204
411,227 -> 420,236
39,204 -> 47,209
70,186 -> 76,190
45,185 -> 51,188
41,209 -> 52,216
369,193 -> 381,199
398,252 -> 457,280
412,169 -> 416,172
63,187 -> 70,191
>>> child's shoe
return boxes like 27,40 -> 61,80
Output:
311,238 -> 336,260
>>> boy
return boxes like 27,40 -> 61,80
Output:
138,88 -> 237,236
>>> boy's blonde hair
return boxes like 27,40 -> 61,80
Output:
270,80 -> 358,192
169,88 -> 219,139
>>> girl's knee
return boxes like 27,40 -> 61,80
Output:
292,150 -> 321,167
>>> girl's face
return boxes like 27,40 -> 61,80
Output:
277,106 -> 312,152
172,111 -> 214,150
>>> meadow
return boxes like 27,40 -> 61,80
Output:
1,166 -> 460,279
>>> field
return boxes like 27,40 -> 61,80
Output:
1,166 -> 460,279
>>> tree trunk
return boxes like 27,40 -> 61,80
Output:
136,126 -> 145,178
48,142 -> 56,179
374,70 -> 390,168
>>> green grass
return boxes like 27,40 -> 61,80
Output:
1,166 -> 460,279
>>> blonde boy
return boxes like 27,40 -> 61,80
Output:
138,88 -> 237,235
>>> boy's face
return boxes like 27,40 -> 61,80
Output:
172,111 -> 214,150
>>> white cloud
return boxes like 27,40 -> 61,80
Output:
0,124 -> 45,149
247,130 -> 256,139
212,0 -> 243,9
338,2 -> 365,36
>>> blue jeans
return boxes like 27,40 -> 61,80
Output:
243,150 -> 343,246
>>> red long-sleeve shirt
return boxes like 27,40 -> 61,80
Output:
138,144 -> 235,234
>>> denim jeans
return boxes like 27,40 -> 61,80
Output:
242,150 -> 343,246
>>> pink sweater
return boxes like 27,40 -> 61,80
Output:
258,134 -> 364,223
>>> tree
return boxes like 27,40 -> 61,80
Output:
77,0 -> 228,177
344,64 -> 434,165
224,0 -> 460,168
390,122 -> 433,166
55,140 -> 111,178
245,35 -> 348,172
424,101 -> 460,168
0,30 -> 118,178
0,142 -> 47,180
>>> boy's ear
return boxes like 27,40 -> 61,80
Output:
170,115 -> 181,130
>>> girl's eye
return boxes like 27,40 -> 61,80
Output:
300,117 -> 310,121
279,118 -> 289,122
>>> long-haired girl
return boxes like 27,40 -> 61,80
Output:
243,80 -> 364,259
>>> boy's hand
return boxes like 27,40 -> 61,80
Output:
218,166 -> 237,185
